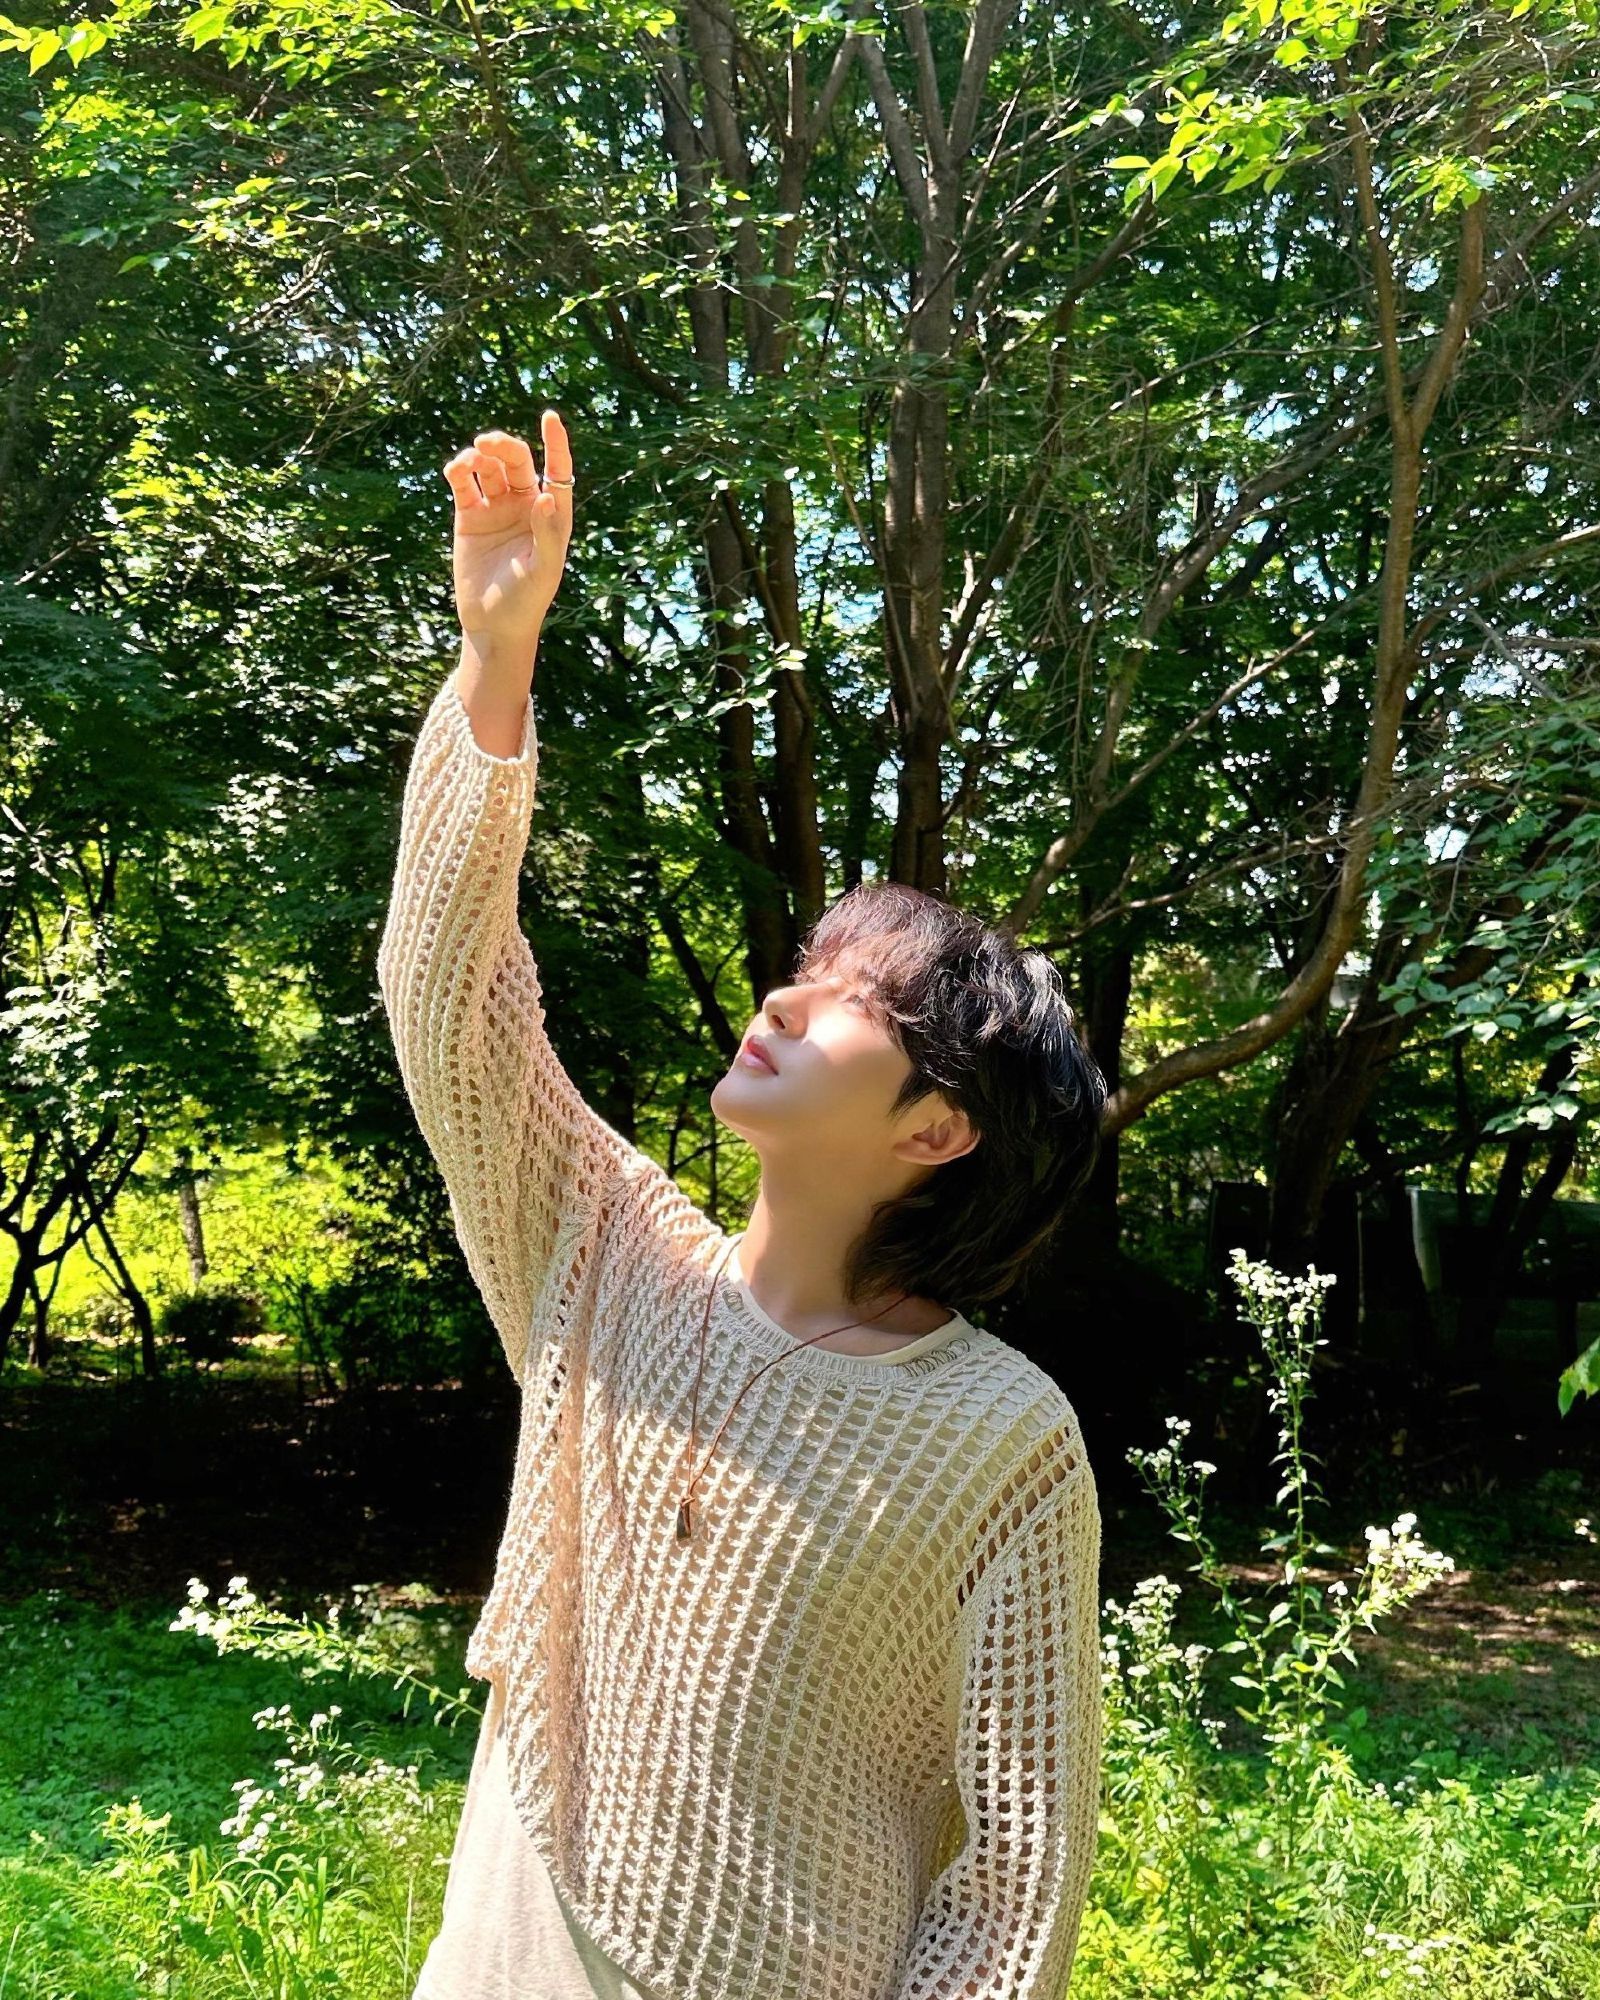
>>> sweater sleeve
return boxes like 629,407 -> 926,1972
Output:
376,668 -> 646,1380
895,1457 -> 1104,2000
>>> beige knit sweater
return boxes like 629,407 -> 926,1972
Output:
376,668 -> 1105,2000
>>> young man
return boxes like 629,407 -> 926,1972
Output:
380,413 -> 1109,2000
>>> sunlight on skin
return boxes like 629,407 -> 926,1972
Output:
713,954 -> 979,1342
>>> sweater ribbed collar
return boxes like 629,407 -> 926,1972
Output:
718,1233 -> 979,1385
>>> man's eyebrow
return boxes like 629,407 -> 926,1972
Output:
831,965 -> 878,996
799,958 -> 878,995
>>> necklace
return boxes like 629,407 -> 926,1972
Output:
675,1234 -> 915,1544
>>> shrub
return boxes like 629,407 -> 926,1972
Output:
158,1283 -> 266,1370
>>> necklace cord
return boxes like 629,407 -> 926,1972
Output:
677,1235 -> 912,1542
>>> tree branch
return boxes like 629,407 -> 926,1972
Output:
854,23 -> 933,230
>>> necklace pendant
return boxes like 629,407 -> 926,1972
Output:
675,1498 -> 694,1542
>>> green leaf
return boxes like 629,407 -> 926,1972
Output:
1558,1332 -> 1600,1415
63,20 -> 111,63
187,6 -> 231,50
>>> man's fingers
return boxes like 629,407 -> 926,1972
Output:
473,429 -> 539,493
539,409 -> 574,486
443,422 -> 570,516
469,447 -> 510,499
442,453 -> 484,508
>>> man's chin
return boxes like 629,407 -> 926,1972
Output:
709,1077 -> 781,1144
708,1080 -> 751,1135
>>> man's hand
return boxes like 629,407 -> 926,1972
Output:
443,411 -> 574,674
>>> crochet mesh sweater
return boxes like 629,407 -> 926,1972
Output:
377,669 -> 1105,2000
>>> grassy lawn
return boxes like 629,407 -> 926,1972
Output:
0,1588 -> 482,1868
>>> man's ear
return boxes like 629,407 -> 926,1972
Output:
896,1099 -> 980,1169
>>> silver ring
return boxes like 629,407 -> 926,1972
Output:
541,474 -> 575,488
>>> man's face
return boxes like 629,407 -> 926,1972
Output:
710,955 -> 925,1162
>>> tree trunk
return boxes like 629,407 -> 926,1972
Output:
1267,979 -> 1409,1271
881,197 -> 959,895
1078,931 -> 1134,1235
696,508 -> 797,1001
26,1276 -> 50,1369
94,1210 -> 160,1379
0,1237 -> 40,1367
175,1148 -> 209,1285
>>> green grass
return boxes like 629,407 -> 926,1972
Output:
0,1592 -> 478,1865
1,1541 -> 1596,1998
0,1588 -> 481,1999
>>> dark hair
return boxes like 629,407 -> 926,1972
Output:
790,880 -> 1107,1316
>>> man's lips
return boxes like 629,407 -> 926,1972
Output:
739,1036 -> 778,1073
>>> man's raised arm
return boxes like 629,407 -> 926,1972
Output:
376,416 -> 644,1378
